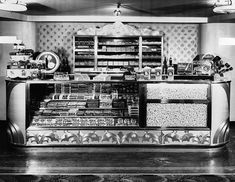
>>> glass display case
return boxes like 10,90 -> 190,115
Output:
29,82 -> 139,128
6,79 -> 230,147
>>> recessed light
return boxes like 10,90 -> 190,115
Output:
114,3 -> 121,16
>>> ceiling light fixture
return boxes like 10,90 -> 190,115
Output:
0,0 -> 27,12
114,3 -> 121,16
213,0 -> 235,13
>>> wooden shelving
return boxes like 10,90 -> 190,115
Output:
73,35 -> 163,73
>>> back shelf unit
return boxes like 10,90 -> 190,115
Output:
73,35 -> 163,73
97,36 -> 140,70
140,36 -> 163,68
73,36 -> 96,72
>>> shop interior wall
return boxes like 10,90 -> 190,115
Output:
0,21 -> 36,120
200,23 -> 235,121
36,22 -> 199,69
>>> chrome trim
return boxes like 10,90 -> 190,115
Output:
213,120 -> 229,144
8,122 -> 25,144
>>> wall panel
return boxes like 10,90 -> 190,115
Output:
36,23 -> 199,65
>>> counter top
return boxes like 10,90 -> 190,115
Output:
5,78 -> 231,84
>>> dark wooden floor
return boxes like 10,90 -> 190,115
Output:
1,122 -> 235,175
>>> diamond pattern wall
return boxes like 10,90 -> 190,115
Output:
131,23 -> 199,63
37,23 -> 105,66
36,23 -> 198,68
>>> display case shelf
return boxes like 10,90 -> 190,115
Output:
39,107 -> 128,110
73,36 -> 95,71
28,126 -> 140,130
97,57 -> 139,60
142,43 -> 161,45
32,116 -> 136,118
98,51 -> 139,53
75,48 -> 93,51
146,99 -> 210,103
75,57 -> 95,60
142,57 -> 161,59
98,43 -> 139,46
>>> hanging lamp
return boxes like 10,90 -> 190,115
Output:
114,3 -> 121,16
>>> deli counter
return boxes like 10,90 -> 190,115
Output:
6,79 -> 230,147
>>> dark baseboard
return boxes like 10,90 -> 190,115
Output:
230,121 -> 235,127
0,120 -> 9,149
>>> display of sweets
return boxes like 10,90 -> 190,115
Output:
31,117 -> 138,127
86,99 -> 99,108
99,100 -> 112,108
30,82 -> 140,130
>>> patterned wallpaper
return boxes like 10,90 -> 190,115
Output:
36,23 -> 199,68
131,23 -> 199,63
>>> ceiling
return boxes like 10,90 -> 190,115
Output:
17,0 -> 223,17
1,0 -> 235,23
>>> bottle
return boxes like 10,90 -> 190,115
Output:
167,57 -> 174,81
65,59 -> 71,74
150,68 -> 156,79
162,57 -> 168,75
155,66 -> 162,80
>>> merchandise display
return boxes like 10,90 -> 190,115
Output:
6,47 -> 36,79
146,103 -> 207,127
7,49 -> 61,79
142,36 -> 162,68
97,36 -> 139,70
177,63 -> 193,75
73,35 -> 163,73
74,36 -> 95,72
4,33 -> 232,148
146,83 -> 209,127
146,83 -> 208,100
29,82 -> 139,128
193,54 -> 233,77
6,79 -> 230,147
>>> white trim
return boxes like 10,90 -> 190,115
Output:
26,15 -> 208,23
219,37 -> 235,45
0,36 -> 21,44
0,9 -> 27,21
0,10 -> 208,23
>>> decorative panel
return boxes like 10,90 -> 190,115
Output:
146,103 -> 207,127
26,129 -> 210,146
147,83 -> 208,100
161,130 -> 210,145
36,23 -> 199,70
